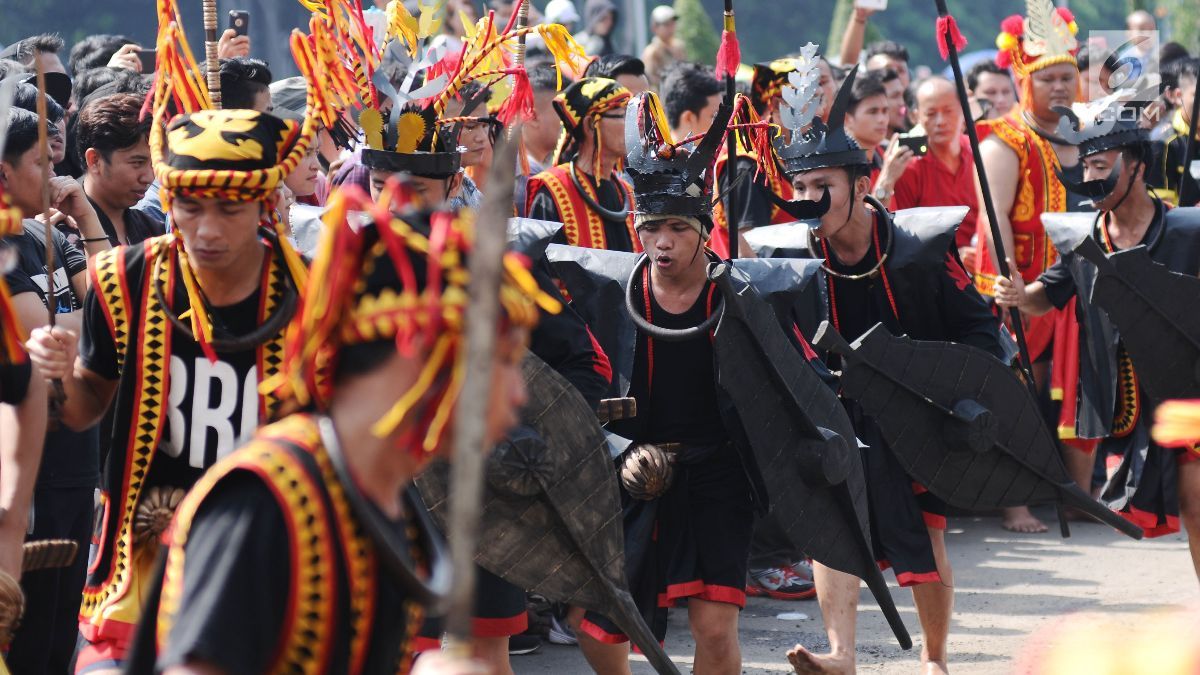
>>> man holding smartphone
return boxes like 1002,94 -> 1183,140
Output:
892,77 -> 980,271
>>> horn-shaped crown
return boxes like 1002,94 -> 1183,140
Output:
625,91 -> 732,217
775,64 -> 870,175
1052,95 -> 1148,159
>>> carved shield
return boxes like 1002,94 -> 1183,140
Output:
814,322 -> 1142,539
708,263 -> 911,649
417,355 -> 680,674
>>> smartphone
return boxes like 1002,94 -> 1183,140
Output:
137,49 -> 157,73
854,0 -> 888,10
228,10 -> 250,37
897,134 -> 928,157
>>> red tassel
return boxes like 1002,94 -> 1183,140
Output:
715,30 -> 741,81
936,15 -> 968,61
497,69 -> 535,125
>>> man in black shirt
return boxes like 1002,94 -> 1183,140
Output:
136,182 -> 556,675
75,93 -> 165,245
2,104 -> 111,673
574,91 -> 763,675
995,104 -> 1200,580
775,67 -> 1004,675
23,13 -> 321,668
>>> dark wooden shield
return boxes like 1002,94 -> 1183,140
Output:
417,356 -> 680,674
814,322 -> 1142,539
709,264 -> 911,650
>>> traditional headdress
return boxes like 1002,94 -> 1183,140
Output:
361,0 -> 589,177
624,91 -> 731,226
268,182 -> 560,457
1053,97 -> 1151,203
1054,98 -> 1149,159
751,57 -> 803,115
774,64 -> 870,175
762,42 -> 836,220
148,0 -> 368,360
550,77 -> 632,177
995,0 -> 1079,79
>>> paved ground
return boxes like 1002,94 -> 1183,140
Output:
512,508 -> 1198,674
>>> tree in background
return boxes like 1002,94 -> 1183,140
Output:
675,0 -> 720,65
1160,0 -> 1199,52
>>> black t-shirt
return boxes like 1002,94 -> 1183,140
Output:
620,278 -> 727,445
87,195 -> 166,248
4,222 -> 88,315
159,471 -> 421,675
4,222 -> 100,489
79,272 -> 266,490
0,361 -> 31,406
825,225 -> 892,363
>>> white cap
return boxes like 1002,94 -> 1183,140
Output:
544,0 -> 582,25
650,4 -> 677,24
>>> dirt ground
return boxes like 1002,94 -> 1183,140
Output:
512,508 -> 1198,674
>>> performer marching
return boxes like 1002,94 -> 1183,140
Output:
526,77 -> 638,251
994,102 -> 1200,579
569,90 -> 819,675
127,183 -> 557,674
20,3 -> 347,669
773,65 -> 1007,675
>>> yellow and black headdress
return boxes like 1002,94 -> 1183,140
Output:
550,76 -> 631,175
269,181 -> 559,457
361,0 -> 589,178
148,0 -> 367,359
751,57 -> 804,115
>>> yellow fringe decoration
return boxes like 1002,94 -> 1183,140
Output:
535,23 -> 590,85
370,333 -> 456,437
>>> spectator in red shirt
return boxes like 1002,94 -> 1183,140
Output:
892,76 -> 980,272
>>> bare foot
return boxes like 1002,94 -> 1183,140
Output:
1002,506 -> 1048,533
921,659 -> 949,675
786,645 -> 854,674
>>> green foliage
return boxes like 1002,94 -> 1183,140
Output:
1161,0 -> 1200,51
675,0 -> 720,65
683,0 -> 1186,72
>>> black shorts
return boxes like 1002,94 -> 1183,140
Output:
581,443 -> 754,644
416,565 -> 528,648
853,407 -> 945,587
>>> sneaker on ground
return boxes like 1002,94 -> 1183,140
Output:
508,634 -> 542,655
790,559 -> 815,584
547,613 -> 578,646
746,566 -> 816,600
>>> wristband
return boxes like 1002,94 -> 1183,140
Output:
82,236 -> 111,243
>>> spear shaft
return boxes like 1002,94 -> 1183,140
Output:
933,0 -> 1070,537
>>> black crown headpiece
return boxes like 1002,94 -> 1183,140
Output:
624,91 -> 733,217
775,63 -> 870,175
